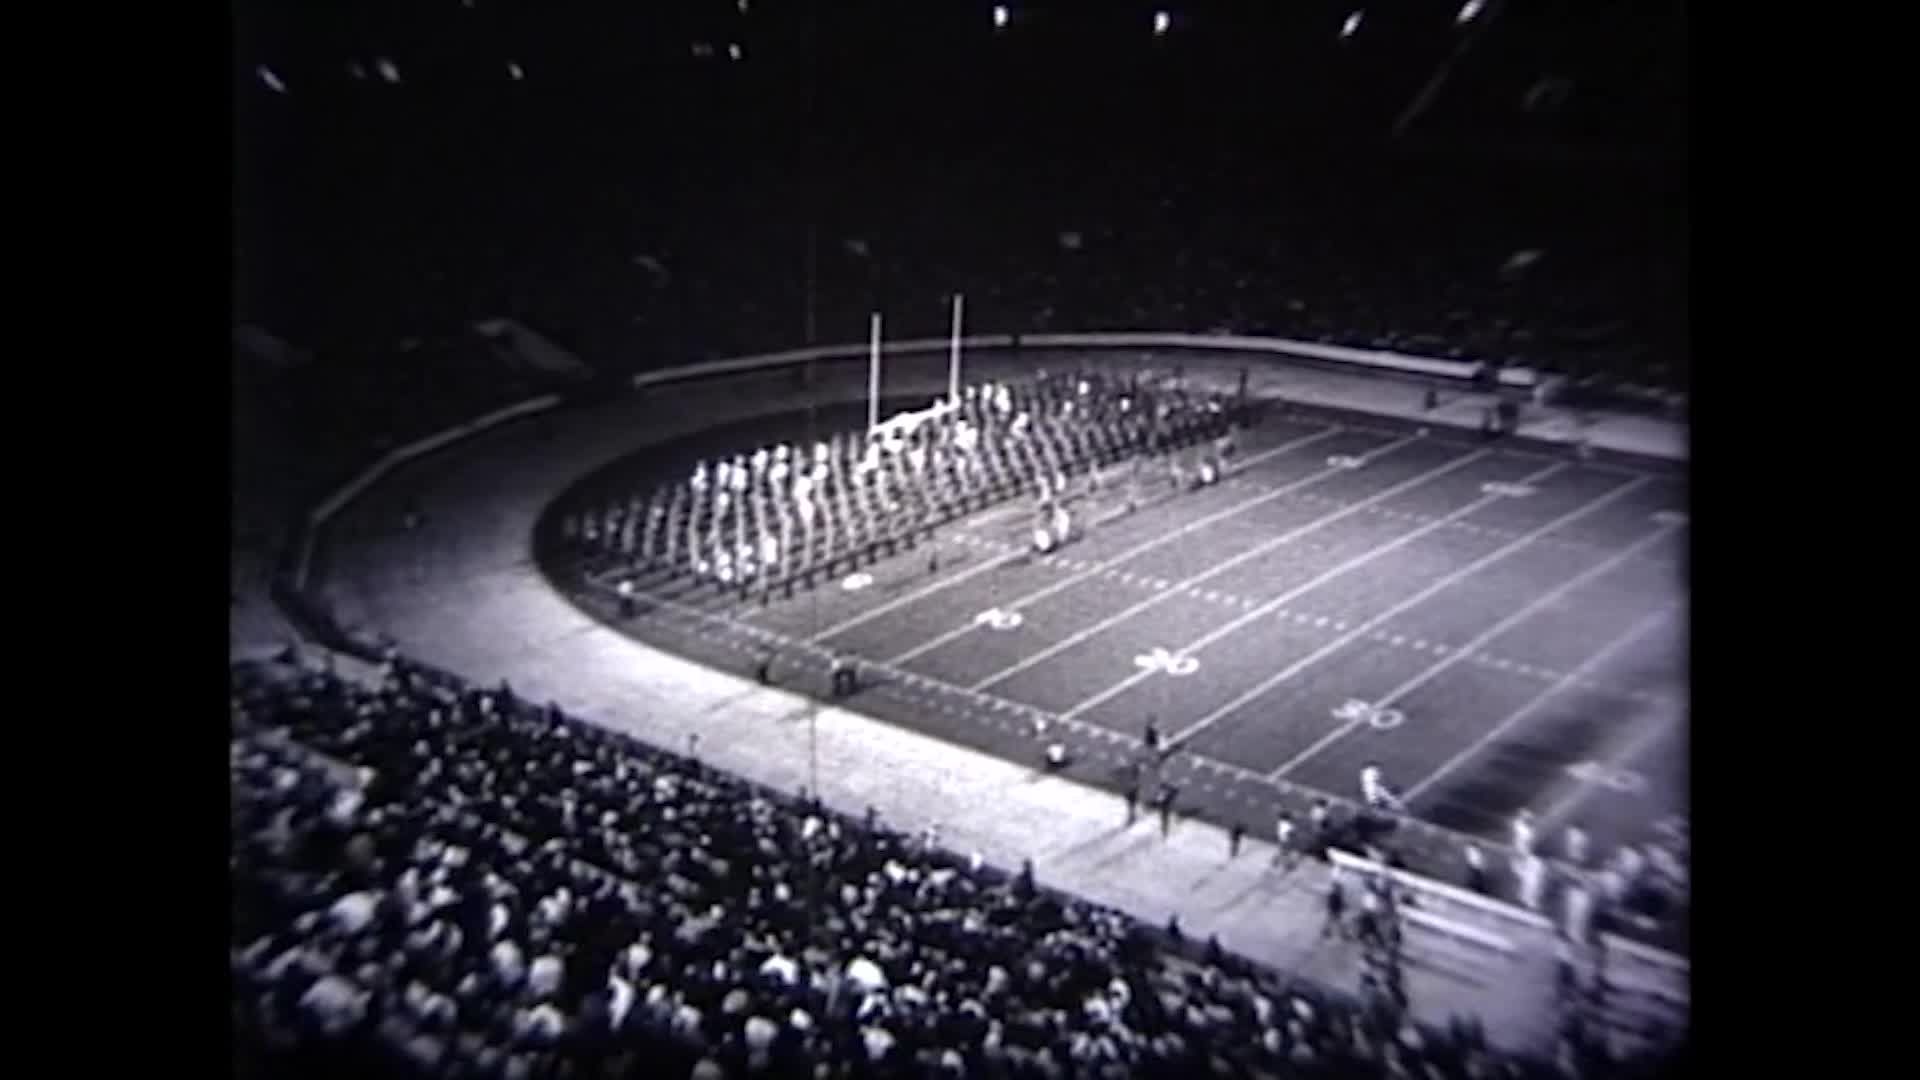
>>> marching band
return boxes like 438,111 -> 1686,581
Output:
560,372 -> 1242,593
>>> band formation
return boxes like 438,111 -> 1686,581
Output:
557,371 -> 1249,602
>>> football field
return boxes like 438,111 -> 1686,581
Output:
548,398 -> 1688,919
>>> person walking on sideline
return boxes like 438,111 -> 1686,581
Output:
1229,821 -> 1246,858
1156,782 -> 1178,838
1323,874 -> 1349,940
1274,812 -> 1298,870
830,652 -> 858,697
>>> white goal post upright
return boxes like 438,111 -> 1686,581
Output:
868,311 -> 883,433
949,293 -> 964,404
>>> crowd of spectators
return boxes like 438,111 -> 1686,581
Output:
231,657 -> 1682,1079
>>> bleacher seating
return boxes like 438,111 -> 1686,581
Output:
231,659 -> 1682,1079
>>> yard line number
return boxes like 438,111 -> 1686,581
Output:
1333,699 -> 1406,730
1564,760 -> 1647,793
973,608 -> 1024,631
1481,482 -> 1537,498
1135,647 -> 1199,676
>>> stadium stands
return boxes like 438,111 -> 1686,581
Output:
231,659 -> 1681,1078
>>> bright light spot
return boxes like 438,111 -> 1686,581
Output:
1152,11 -> 1171,35
1457,0 -> 1486,25
993,5 -> 1009,28
376,57 -> 401,84
691,41 -> 715,59
737,0 -> 750,12
1341,11 -> 1363,39
728,42 -> 743,61
256,65 -> 287,94
507,61 -> 524,81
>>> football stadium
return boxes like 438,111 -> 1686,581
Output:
234,4 -> 1689,1077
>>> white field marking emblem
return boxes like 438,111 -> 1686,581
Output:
1652,510 -> 1688,526
1134,647 -> 1199,676
1481,482 -> 1537,497
1565,761 -> 1647,793
1327,455 -> 1365,469
841,572 -> 874,592
1333,699 -> 1405,730
973,608 -> 1024,631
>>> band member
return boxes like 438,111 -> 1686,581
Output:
617,578 -> 636,619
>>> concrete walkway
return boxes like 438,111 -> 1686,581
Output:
274,349 -> 1671,1053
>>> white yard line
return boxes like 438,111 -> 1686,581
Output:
809,428 -> 1346,644
971,446 -> 1513,693
880,427 -> 1408,666
1061,458 -> 1566,733
1401,603 -> 1683,804
1262,481 -> 1664,779
1537,694 -> 1687,829
807,548 -> 1026,643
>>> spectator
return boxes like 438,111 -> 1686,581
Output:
231,658 -> 1682,1080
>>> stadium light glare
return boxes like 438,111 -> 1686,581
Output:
376,57 -> 402,84
992,5 -> 1009,29
1341,11 -> 1363,40
1457,0 -> 1486,25
1152,11 -> 1171,36
256,65 -> 287,94
507,61 -> 524,81
728,42 -> 744,61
